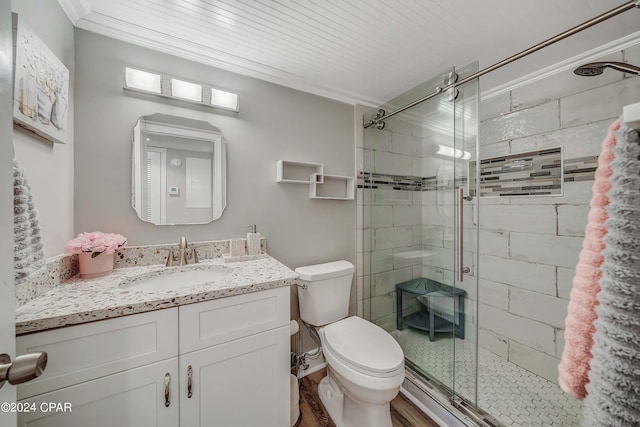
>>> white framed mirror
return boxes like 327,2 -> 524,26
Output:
132,113 -> 226,225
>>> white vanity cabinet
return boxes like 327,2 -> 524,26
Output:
16,286 -> 290,427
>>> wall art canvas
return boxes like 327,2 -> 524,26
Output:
13,15 -> 69,144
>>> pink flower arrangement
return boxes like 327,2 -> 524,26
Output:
64,232 -> 127,258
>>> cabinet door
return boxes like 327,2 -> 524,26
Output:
17,358 -> 179,427
180,326 -> 290,427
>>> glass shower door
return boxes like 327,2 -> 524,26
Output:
360,65 -> 460,399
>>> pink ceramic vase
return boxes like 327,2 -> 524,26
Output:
78,252 -> 114,279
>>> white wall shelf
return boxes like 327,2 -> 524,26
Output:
276,160 -> 323,184
309,174 -> 355,200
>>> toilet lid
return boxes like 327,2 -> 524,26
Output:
324,316 -> 404,376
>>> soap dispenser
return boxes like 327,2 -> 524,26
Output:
247,225 -> 261,255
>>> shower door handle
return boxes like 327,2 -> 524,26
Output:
457,187 -> 471,282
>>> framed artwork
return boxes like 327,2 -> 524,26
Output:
13,15 -> 69,144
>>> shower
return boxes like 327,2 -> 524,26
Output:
574,61 -> 640,76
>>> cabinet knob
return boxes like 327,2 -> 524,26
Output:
0,352 -> 48,390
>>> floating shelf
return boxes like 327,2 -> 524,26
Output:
276,160 -> 323,184
309,174 -> 355,200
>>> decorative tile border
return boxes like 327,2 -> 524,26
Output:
360,150 -> 598,198
470,148 -> 563,197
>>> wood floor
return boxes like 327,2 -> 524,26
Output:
297,369 -> 439,427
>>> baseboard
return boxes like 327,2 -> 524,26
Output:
299,347 -> 326,378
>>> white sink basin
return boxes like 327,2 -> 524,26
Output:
122,265 -> 233,292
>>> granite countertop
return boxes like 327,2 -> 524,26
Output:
15,256 -> 298,336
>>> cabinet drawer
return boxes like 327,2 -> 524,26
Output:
17,308 -> 178,399
179,287 -> 289,353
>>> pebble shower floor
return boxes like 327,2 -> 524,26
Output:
391,329 -> 582,426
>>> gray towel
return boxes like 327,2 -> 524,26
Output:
13,160 -> 45,285
582,123 -> 640,426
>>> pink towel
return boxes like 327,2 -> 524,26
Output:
558,119 -> 619,399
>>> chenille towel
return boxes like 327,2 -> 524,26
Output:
558,119 -> 619,399
13,160 -> 46,285
582,122 -> 640,426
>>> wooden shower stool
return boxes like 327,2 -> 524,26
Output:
396,278 -> 466,342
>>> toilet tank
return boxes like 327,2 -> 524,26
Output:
295,260 -> 355,326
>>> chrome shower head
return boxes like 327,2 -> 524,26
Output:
574,61 -> 640,76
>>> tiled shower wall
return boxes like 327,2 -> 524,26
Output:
357,116 -> 427,332
471,44 -> 640,383
357,43 -> 640,384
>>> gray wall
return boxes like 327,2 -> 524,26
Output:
11,0 -> 75,258
74,30 -> 356,270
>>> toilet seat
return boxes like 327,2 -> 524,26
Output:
323,317 -> 404,378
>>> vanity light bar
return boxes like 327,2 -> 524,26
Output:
123,67 -> 239,112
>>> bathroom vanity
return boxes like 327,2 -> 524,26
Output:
14,256 -> 296,427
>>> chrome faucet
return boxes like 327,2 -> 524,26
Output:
165,236 -> 199,267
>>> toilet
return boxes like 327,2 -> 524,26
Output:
296,260 -> 405,427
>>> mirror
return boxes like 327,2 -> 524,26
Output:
132,113 -> 226,225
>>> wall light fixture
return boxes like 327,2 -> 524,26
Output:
123,66 -> 239,113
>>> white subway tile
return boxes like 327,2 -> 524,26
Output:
374,151 -> 413,176
508,340 -> 560,383
370,249 -> 393,274
479,205 -> 556,234
509,287 -> 569,328
392,132 -> 421,156
510,232 -> 582,268
373,189 -> 413,206
481,304 -> 556,355
371,206 -> 393,228
478,329 -> 509,358
510,120 -> 610,159
478,279 -> 509,310
362,275 -> 371,299
478,229 -> 509,257
480,92 -> 511,121
411,225 -> 422,247
423,225 -> 444,247
558,205 -> 589,237
480,101 -> 559,145
364,127 -> 392,151
373,226 -> 413,250
557,267 -> 575,299
479,254 -> 556,295
370,294 -> 395,321
393,205 -> 421,226
556,329 -> 566,358
372,267 -> 414,296
561,77 -> 640,128
479,141 -> 510,159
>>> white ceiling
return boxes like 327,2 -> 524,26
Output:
58,0 -> 640,106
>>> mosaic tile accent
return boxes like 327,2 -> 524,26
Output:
392,329 -> 582,426
470,148 -> 563,197
563,155 -> 598,182
360,150 -> 597,198
358,172 -> 422,191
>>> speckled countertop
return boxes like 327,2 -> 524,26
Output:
15,256 -> 298,336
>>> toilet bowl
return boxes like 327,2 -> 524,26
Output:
317,316 -> 405,427
295,261 -> 405,427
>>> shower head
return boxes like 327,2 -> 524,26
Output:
574,61 -> 640,76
